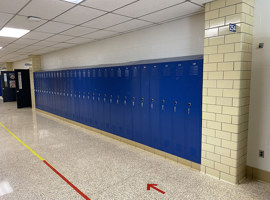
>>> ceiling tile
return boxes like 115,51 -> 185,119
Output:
51,42 -> 76,48
22,31 -> 54,40
5,43 -> 29,49
16,48 -> 37,53
106,19 -> 153,33
0,13 -> 14,28
82,30 -> 119,39
35,21 -> 75,34
34,40 -> 58,47
5,15 -> 47,31
113,0 -> 186,18
0,37 -> 17,44
0,0 -> 30,14
140,2 -> 203,23
191,0 -> 213,6
19,0 -> 74,20
45,35 -> 75,42
23,45 -> 44,51
82,0 -> 138,12
61,26 -> 97,37
13,38 -> 39,45
67,37 -> 95,44
82,13 -> 131,29
54,5 -> 106,25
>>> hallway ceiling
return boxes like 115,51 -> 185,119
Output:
0,0 -> 212,63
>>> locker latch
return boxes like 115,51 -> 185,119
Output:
117,96 -> 119,104
188,102 -> 191,115
141,98 -> 144,107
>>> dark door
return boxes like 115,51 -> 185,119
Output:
0,75 -> 2,96
1,71 -> 16,102
15,69 -> 32,108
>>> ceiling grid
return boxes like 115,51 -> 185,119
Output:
0,0 -> 210,63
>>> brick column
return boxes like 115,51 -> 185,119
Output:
28,55 -> 41,110
201,0 -> 254,184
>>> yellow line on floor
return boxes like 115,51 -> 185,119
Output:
0,122 -> 44,161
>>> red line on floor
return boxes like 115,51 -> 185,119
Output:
43,160 -> 91,200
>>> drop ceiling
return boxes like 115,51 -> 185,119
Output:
0,0 -> 212,63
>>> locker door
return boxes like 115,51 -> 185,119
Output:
66,71 -> 70,119
123,66 -> 132,140
131,66 -> 142,143
81,70 -> 87,124
140,65 -> 151,146
97,68 -> 103,129
159,63 -> 174,154
60,71 -> 64,117
172,62 -> 186,158
86,69 -> 92,126
115,67 -> 124,136
73,70 -> 79,121
63,71 -> 67,118
92,69 -> 98,128
103,68 -> 110,132
71,70 -> 76,121
184,59 -> 203,164
149,64 -> 160,149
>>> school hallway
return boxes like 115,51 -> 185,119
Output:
0,101 -> 269,200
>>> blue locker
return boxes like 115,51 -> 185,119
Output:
96,68 -> 103,130
109,68 -> 117,134
92,69 -> 98,128
122,66 -> 132,140
131,65 -> 142,143
86,69 -> 92,126
172,61 -> 186,158
149,64 -> 161,149
159,63 -> 174,154
71,70 -> 76,121
103,68 -> 110,132
140,65 -> 151,146
115,67 -> 124,137
184,60 -> 203,164
81,70 -> 87,124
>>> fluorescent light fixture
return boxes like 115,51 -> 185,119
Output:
27,16 -> 42,22
0,47 -> 2,50
63,0 -> 84,4
0,27 -> 30,38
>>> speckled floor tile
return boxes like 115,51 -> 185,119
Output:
1,102 -> 270,200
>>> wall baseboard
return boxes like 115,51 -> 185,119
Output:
36,108 -> 200,171
246,166 -> 270,184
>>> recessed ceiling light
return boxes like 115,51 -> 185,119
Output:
0,27 -> 30,38
27,16 -> 42,22
0,47 -> 2,50
63,0 -> 84,4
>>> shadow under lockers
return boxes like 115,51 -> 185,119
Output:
34,58 -> 203,164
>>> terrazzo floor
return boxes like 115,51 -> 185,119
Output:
0,102 -> 270,200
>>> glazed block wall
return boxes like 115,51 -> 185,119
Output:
202,0 -> 254,183
34,58 -> 203,164
41,14 -> 204,70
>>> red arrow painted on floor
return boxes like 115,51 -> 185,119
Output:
147,184 -> 165,194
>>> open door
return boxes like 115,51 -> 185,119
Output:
1,71 -> 16,102
15,69 -> 32,108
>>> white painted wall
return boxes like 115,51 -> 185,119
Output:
247,0 -> 270,172
13,58 -> 30,70
41,13 -> 204,70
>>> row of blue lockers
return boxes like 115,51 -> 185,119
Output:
34,58 -> 203,164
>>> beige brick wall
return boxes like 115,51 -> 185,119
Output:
28,55 -> 41,110
202,0 -> 254,184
